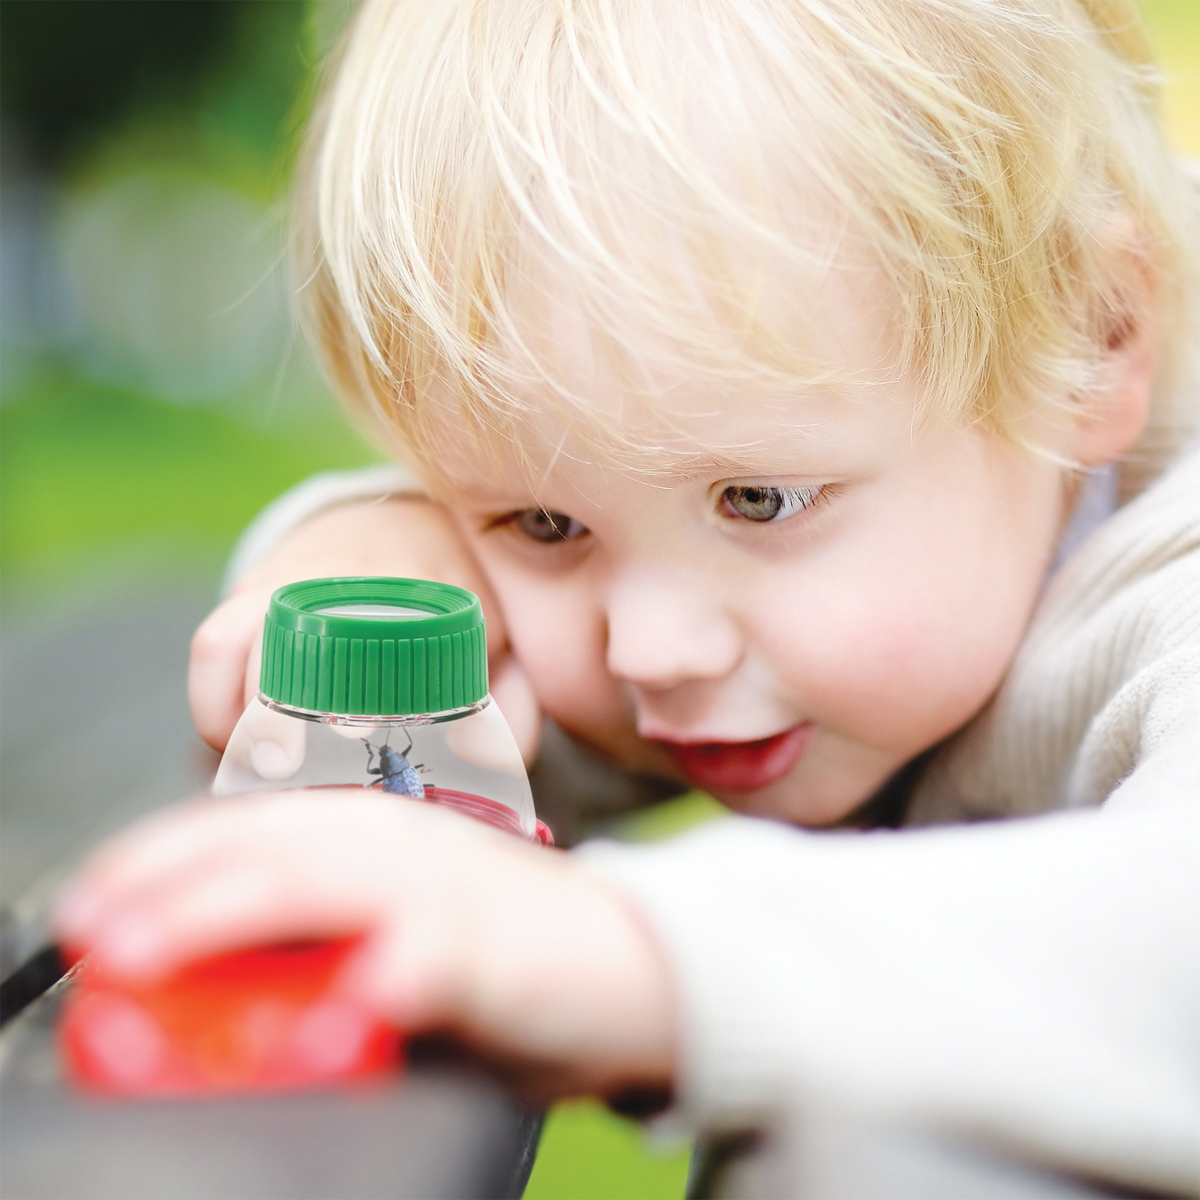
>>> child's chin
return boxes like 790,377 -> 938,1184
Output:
713,753 -> 908,829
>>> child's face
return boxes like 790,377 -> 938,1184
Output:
427,275 -> 1069,826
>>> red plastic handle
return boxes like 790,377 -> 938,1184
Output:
61,937 -> 400,1097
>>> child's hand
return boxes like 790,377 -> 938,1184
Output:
53,792 -> 676,1102
189,499 -> 541,762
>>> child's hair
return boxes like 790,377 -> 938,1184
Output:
295,0 -> 1197,485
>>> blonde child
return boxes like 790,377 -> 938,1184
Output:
58,0 -> 1199,1193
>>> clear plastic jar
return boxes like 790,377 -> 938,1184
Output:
214,695 -> 544,840
213,578 -> 550,844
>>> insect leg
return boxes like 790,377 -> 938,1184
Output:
363,737 -> 382,777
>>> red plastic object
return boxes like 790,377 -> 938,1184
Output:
60,937 -> 401,1097
424,786 -> 554,845
301,784 -> 554,844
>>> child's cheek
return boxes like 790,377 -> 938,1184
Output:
769,436 -> 1061,755
765,537 -> 1042,753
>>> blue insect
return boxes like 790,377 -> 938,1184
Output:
363,732 -> 426,799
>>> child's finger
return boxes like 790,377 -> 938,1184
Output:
87,858 -> 376,979
55,792 -> 351,940
243,625 -> 264,714
55,797 -> 242,931
189,587 -> 273,751
341,897 -> 471,1028
489,654 -> 543,766
72,798 -> 474,980
55,792 -> 475,946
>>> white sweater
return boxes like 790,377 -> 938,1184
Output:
231,450 -> 1200,1195
581,447 -> 1200,1196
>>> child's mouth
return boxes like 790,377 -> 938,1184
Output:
658,725 -> 812,793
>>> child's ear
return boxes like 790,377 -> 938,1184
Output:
1067,214 -> 1161,467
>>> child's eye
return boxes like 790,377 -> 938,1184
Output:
720,484 -> 826,523
507,509 -> 590,543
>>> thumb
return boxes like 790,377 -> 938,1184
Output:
243,627 -> 263,713
488,654 -> 542,767
190,586 -> 272,752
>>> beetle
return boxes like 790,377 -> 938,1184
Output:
363,732 -> 426,799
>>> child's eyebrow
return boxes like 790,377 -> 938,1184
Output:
428,443 -> 837,506
461,456 -> 832,502
636,450 -> 829,483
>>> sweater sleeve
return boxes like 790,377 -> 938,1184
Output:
220,463 -> 425,596
578,786 -> 1200,1195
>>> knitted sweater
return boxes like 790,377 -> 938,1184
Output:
231,449 -> 1200,1194
581,446 -> 1200,1195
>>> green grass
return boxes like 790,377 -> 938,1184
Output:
526,1101 -> 690,1200
1139,0 -> 1200,156
606,789 -> 729,844
0,366 -> 376,580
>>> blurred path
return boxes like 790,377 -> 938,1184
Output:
1,563 -> 221,954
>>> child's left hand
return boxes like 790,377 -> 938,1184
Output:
53,792 -> 676,1102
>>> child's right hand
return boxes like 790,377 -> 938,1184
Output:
189,498 -> 542,762
54,790 -> 677,1103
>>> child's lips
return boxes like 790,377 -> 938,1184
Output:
657,724 -> 812,793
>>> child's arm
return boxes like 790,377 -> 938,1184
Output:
53,789 -> 676,1101
54,776 -> 1200,1193
578,792 -> 1200,1196
189,494 -> 541,762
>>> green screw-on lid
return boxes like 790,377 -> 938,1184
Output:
259,578 -> 487,717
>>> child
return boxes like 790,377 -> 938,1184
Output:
58,0 -> 1199,1193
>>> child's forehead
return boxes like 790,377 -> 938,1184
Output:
416,240 -> 911,488
414,361 -> 922,505
377,200 -> 900,489
509,186 -> 893,367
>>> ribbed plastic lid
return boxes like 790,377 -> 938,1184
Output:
259,578 -> 487,717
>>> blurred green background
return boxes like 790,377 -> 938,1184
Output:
0,2 -> 1195,1196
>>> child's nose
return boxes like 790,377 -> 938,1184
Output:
604,573 -> 743,691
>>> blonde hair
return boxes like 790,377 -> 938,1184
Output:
296,0 -> 1197,483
